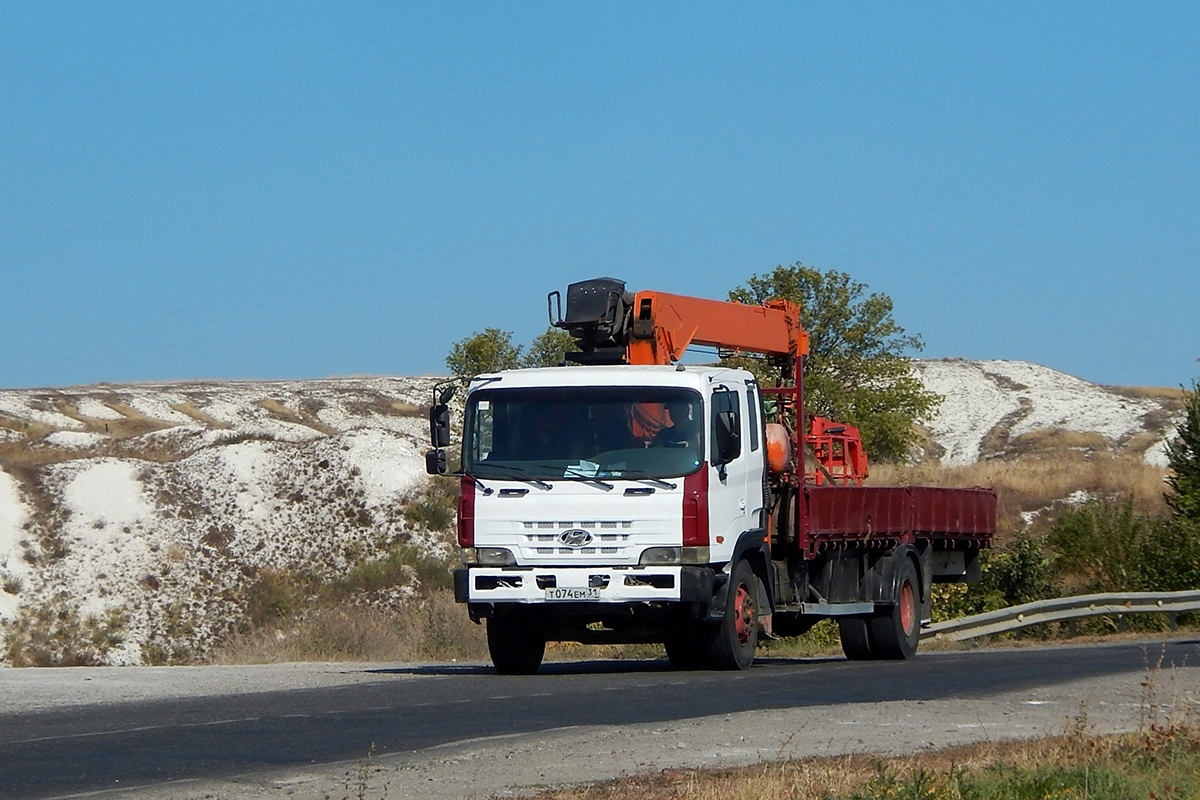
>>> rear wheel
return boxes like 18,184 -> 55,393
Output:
868,558 -> 921,660
837,617 -> 874,660
486,616 -> 546,675
707,559 -> 759,670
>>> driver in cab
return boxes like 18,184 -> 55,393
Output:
651,400 -> 701,450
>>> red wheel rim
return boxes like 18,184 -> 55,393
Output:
732,583 -> 756,646
899,581 -> 916,635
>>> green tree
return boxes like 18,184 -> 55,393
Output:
445,328 -> 522,376
727,264 -> 941,462
520,328 -> 576,368
1165,379 -> 1200,522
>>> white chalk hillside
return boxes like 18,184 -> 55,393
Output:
0,363 -> 1183,665
0,378 -> 442,665
912,360 -> 1181,467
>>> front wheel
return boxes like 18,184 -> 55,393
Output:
486,616 -> 546,675
867,558 -> 921,660
664,630 -> 710,670
707,558 -> 759,670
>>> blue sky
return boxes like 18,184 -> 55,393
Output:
2,3 -> 1197,389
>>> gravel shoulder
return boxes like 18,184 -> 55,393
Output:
3,646 -> 1193,800
0,661 -> 410,714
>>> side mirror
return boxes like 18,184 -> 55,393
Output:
714,410 -> 741,465
430,403 -> 451,448
425,449 -> 447,475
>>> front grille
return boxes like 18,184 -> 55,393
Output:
523,520 -> 634,530
520,520 -> 636,558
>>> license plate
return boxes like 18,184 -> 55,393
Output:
545,587 -> 601,601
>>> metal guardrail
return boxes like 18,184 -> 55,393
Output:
921,590 -> 1200,641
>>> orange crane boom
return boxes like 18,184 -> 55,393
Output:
623,291 -> 808,365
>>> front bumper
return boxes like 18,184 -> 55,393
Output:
454,565 -> 715,605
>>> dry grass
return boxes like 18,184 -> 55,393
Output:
0,432 -> 208,473
172,402 -> 232,428
0,415 -> 51,437
258,398 -> 339,435
208,589 -> 488,665
94,402 -> 177,437
1107,385 -> 1189,403
1004,428 -> 1108,457
345,394 -> 427,418
870,452 -> 1169,540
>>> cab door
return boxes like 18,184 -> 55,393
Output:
742,380 -> 767,526
707,385 -> 749,556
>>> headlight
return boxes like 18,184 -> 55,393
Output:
639,546 -> 712,565
475,547 -> 516,566
639,547 -> 681,565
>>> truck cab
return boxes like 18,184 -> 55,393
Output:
453,364 -> 771,673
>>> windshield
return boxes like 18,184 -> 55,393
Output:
463,386 -> 704,481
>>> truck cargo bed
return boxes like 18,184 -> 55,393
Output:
802,485 -> 995,546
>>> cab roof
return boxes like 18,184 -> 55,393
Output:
467,364 -> 753,393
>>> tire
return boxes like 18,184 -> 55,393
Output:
706,559 -> 759,670
664,630 -> 710,670
867,557 -> 921,660
486,616 -> 546,675
838,617 -> 874,660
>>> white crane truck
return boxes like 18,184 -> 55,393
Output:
427,278 -> 995,673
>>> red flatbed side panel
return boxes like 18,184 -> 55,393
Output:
908,486 -> 996,540
804,486 -> 996,544
804,486 -> 911,538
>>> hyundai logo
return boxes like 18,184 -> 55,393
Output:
559,529 -> 594,548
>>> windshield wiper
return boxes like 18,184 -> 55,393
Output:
618,471 -> 677,490
470,463 -> 552,490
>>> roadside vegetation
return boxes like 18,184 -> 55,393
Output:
518,719 -> 1200,800
207,477 -> 489,665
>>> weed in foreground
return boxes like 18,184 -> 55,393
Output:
325,743 -> 391,800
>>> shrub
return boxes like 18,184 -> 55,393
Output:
1133,516 -> 1200,592
1165,379 -> 1200,522
3,602 -> 128,666
242,567 -> 320,631
1045,498 -> 1147,594
335,543 -> 456,596
985,530 -> 1055,607
402,478 -> 459,532
1045,497 -> 1200,595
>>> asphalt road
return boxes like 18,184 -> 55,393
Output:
2,640 -> 1198,800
